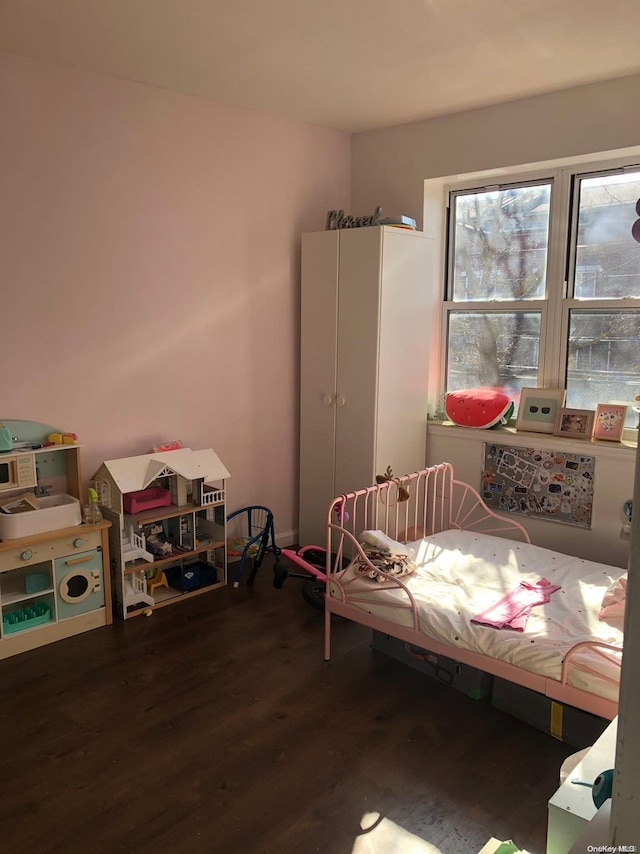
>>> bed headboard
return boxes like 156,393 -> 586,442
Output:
326,462 -> 530,573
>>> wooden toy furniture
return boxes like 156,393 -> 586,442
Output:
0,420 -> 112,659
92,447 -> 230,619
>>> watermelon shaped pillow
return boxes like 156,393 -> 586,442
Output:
445,389 -> 514,429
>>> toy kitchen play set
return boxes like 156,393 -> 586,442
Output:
0,420 -> 112,659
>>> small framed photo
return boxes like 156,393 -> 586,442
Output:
593,404 -> 628,442
553,408 -> 595,440
516,388 -> 567,434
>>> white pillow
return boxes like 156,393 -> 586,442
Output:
599,574 -> 627,621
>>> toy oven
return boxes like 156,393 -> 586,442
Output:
0,453 -> 37,493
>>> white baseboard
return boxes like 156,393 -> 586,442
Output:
275,529 -> 297,548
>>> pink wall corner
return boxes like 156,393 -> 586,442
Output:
0,50 -> 351,539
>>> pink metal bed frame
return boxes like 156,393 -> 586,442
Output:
324,462 -> 621,721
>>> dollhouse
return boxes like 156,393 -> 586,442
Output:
91,447 -> 230,619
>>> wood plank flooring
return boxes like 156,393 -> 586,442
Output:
0,562 -> 576,854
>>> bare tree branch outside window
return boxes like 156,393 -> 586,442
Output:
445,169 -> 640,425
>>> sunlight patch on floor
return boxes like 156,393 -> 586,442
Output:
351,814 -> 535,854
351,812 -> 443,854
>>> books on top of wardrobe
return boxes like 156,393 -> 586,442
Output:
379,214 -> 417,229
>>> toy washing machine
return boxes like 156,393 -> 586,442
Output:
55,550 -> 105,618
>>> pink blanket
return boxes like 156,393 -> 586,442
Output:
471,578 -> 561,632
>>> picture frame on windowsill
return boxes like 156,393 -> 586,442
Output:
593,403 -> 628,442
553,407 -> 595,440
515,388 -> 567,434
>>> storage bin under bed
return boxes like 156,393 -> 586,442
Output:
371,630 -> 493,700
491,677 -> 608,749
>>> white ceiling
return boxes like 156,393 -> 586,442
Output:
1,0 -> 639,133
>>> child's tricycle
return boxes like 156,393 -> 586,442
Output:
274,502 -> 351,609
272,545 -> 329,610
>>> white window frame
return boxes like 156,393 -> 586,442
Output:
439,156 -> 640,425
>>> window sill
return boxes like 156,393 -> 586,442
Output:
427,420 -> 638,457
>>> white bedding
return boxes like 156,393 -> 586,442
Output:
330,529 -> 624,702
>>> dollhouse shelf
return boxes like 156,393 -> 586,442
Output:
91,447 -> 230,620
123,541 -> 225,574
142,579 -> 226,610
123,500 -> 224,527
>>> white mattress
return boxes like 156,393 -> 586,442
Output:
330,529 -> 624,702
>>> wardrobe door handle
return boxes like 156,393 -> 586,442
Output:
336,395 -> 346,408
322,394 -> 333,406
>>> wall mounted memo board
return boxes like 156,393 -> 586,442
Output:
482,443 -> 595,528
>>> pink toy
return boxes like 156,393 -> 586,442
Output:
273,500 -> 349,609
273,545 -> 333,610
445,388 -> 513,428
152,440 -> 183,453
123,487 -> 171,515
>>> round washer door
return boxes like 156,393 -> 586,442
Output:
59,570 -> 94,604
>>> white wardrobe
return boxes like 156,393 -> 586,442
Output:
299,225 -> 433,546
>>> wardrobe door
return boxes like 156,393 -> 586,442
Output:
299,231 -> 340,546
375,230 -> 432,478
334,227 -> 382,497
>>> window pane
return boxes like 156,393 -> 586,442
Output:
574,170 -> 640,298
566,309 -> 640,425
447,312 -> 541,397
451,183 -> 551,301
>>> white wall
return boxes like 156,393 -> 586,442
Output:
427,425 -> 634,567
352,73 -> 640,228
0,50 -> 351,542
611,441 -> 640,841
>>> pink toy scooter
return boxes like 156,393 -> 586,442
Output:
272,544 -> 329,609
272,504 -> 350,609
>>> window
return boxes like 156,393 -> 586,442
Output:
443,161 -> 640,426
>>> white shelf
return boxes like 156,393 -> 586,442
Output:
2,586 -> 55,606
546,717 -> 617,854
125,503 -> 215,526
428,421 -> 638,458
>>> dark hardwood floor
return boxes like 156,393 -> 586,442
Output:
0,559 -> 575,854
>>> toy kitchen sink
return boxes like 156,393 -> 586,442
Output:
0,493 -> 82,540
0,419 -> 84,541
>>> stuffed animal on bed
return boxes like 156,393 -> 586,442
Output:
445,388 -> 514,428
375,466 -> 410,502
